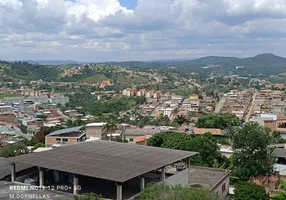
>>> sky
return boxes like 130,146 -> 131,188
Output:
1,0 -> 286,62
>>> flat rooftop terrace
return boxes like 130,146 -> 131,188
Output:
188,166 -> 230,190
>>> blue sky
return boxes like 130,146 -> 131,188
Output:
119,0 -> 137,9
0,0 -> 286,62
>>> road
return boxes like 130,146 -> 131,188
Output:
215,97 -> 225,113
244,93 -> 258,122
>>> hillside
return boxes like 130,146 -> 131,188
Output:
82,74 -> 110,82
0,61 -> 60,81
104,54 -> 286,76
1,54 -> 286,82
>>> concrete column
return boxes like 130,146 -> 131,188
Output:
161,167 -> 166,182
73,175 -> 79,195
11,163 -> 16,183
187,157 -> 191,183
39,168 -> 44,187
140,177 -> 145,191
116,183 -> 122,200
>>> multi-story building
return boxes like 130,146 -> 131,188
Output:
182,99 -> 200,112
85,123 -> 107,139
0,105 -> 13,114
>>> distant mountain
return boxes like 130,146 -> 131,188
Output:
21,60 -> 85,65
103,53 -> 286,76
2,53 -> 286,81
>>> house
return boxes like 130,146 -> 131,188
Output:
189,94 -> 199,100
45,126 -> 85,147
164,108 -> 174,117
274,84 -> 285,90
122,88 -> 136,97
188,166 -> 231,200
146,90 -> 155,98
154,91 -> 163,99
123,128 -> 161,143
0,105 -> 13,114
182,99 -> 200,112
85,123 -> 107,139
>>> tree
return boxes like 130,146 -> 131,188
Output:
272,180 -> 286,200
174,115 -> 189,126
20,124 -> 28,134
195,112 -> 241,129
137,183 -> 220,200
147,132 -> 228,168
0,142 -> 28,158
229,122 -> 273,181
234,182 -> 269,200
112,136 -> 128,143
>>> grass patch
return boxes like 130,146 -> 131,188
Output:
0,93 -> 22,99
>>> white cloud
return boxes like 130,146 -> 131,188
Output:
0,0 -> 286,61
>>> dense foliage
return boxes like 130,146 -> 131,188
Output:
2,61 -> 59,81
272,180 -> 286,200
228,122 -> 273,181
195,112 -> 241,129
148,132 -> 229,168
137,183 -> 220,200
234,182 -> 269,200
66,92 -> 137,116
0,142 -> 28,158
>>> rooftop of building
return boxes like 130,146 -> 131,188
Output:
46,126 -> 83,137
86,123 -> 107,127
0,157 -> 32,180
10,140 -> 198,183
188,166 -> 231,190
123,128 -> 161,136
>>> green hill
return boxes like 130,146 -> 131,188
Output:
82,74 -> 110,82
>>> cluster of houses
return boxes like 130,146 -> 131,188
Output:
250,89 -> 286,116
222,89 -> 253,119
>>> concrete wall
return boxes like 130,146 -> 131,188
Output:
165,169 -> 189,187
264,121 -> 277,133
45,137 -> 79,147
86,126 -> 106,138
213,176 -> 230,200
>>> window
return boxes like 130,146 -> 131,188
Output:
62,138 -> 68,142
222,183 -> 226,193
129,138 -> 134,142
56,138 -> 61,143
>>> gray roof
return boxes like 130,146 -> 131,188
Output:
10,140 -> 198,183
188,166 -> 231,190
47,126 -> 83,137
273,148 -> 286,158
124,128 -> 161,136
0,157 -> 32,180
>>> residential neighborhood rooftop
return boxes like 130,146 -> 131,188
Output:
188,166 -> 231,190
10,140 -> 198,183
47,126 -> 83,137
